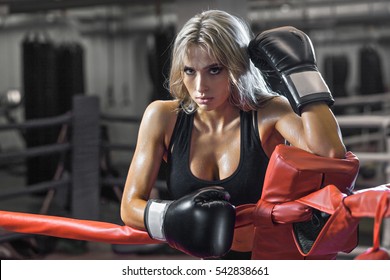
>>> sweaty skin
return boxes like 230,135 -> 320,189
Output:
120,45 -> 346,230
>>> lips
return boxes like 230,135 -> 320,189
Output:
196,97 -> 213,104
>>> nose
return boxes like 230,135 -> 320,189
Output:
196,73 -> 208,94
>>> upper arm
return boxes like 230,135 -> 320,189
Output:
259,96 -> 345,158
120,100 -> 177,227
126,101 -> 167,195
258,96 -> 308,156
273,98 -> 309,150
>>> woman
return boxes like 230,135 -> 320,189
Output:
120,9 -> 346,259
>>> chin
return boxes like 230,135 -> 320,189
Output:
198,105 -> 215,111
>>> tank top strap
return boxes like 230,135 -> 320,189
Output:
167,110 -> 194,163
240,110 -> 262,151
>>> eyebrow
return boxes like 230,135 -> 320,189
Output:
183,63 -> 222,70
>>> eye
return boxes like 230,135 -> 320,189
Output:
209,66 -> 223,75
183,66 -> 195,75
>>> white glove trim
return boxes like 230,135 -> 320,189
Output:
145,200 -> 171,241
285,71 -> 330,98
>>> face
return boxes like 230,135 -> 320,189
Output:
182,45 -> 231,111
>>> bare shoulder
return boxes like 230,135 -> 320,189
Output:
261,95 -> 292,116
257,96 -> 294,125
256,96 -> 293,156
143,100 -> 179,124
140,100 -> 179,148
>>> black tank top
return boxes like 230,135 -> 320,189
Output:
166,110 -> 269,206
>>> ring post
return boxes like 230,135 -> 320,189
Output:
71,95 -> 100,220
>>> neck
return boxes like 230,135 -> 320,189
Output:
195,105 -> 240,133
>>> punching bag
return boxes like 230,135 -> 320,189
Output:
323,54 -> 349,98
55,41 -> 85,172
22,34 -> 86,186
147,25 -> 175,102
56,42 -> 85,114
22,32 -> 59,186
323,54 -> 349,115
359,45 -> 385,111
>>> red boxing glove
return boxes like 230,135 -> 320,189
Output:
271,201 -> 312,224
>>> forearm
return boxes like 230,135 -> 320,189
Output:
120,197 -> 147,230
301,102 -> 346,158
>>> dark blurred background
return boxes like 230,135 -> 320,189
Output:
0,0 -> 390,260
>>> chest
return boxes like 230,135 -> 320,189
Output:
167,111 -> 270,205
189,124 -> 241,181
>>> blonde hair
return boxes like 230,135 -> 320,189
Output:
169,10 -> 275,113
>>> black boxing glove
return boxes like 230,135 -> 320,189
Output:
248,26 -> 334,114
144,187 -> 235,258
